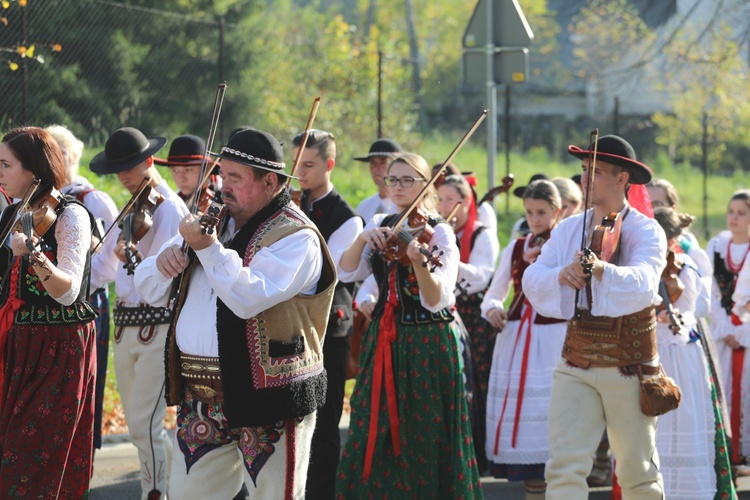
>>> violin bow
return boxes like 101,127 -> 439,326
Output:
91,176 -> 151,254
0,178 -> 41,248
286,96 -> 322,189
188,82 -> 227,216
184,157 -> 221,210
389,110 -> 487,238
574,129 -> 599,317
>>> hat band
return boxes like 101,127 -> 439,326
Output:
368,151 -> 397,158
221,147 -> 285,170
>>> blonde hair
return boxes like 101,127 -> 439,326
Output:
551,177 -> 582,206
388,152 -> 438,214
44,124 -> 83,176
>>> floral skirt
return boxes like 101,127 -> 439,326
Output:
336,318 -> 483,499
0,320 -> 96,499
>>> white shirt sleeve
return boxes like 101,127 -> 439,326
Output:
337,213 -> 387,283
329,216 -> 364,281
86,191 -> 120,291
422,222 -> 459,312
354,273 -> 379,306
194,228 -> 323,319
457,226 -> 499,295
52,203 -> 91,305
481,239 -> 515,317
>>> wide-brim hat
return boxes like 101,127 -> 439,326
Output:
210,127 -> 294,179
154,134 -> 208,167
354,138 -> 402,162
513,173 -> 549,198
567,135 -> 653,185
90,127 -> 166,175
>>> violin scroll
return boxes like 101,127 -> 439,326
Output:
199,201 -> 226,235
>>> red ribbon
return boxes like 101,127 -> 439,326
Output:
493,298 -> 534,454
363,268 -> 401,479
0,259 -> 25,401
731,347 -> 745,464
458,196 -> 478,264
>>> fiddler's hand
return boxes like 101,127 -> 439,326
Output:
406,238 -> 430,266
179,213 -> 217,251
10,231 -> 37,257
114,240 -> 140,264
360,227 -> 390,252
724,334 -> 742,350
156,244 -> 189,279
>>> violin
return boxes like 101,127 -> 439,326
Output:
661,250 -> 685,303
584,211 -> 623,272
477,174 -> 515,206
382,208 -> 444,271
658,278 -> 685,335
12,183 -> 66,253
118,183 -> 165,274
380,110 -> 487,272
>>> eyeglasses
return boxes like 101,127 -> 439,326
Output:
384,176 -> 426,188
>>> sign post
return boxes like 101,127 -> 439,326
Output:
463,0 -> 533,210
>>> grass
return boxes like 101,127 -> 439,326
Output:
80,134 -> 746,432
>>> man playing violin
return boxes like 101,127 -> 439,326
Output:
291,129 -> 363,500
134,128 -> 336,499
522,135 -> 668,499
90,127 -> 188,499
155,134 -> 222,210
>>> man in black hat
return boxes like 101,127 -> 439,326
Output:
90,126 -> 189,499
134,127 -> 336,498
291,129 -> 363,500
510,173 -> 549,239
155,134 -> 222,208
522,135 -> 667,499
354,138 -> 402,223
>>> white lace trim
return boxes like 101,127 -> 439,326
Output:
54,204 -> 91,305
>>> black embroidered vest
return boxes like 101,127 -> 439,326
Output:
0,198 -> 97,325
302,188 -> 359,338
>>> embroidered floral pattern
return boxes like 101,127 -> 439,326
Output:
176,391 -> 285,484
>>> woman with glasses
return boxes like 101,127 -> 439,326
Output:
336,153 -> 483,498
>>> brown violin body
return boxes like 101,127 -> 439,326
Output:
589,211 -> 622,263
12,187 -> 65,241
382,209 -> 442,269
661,250 -> 685,304
118,185 -> 165,274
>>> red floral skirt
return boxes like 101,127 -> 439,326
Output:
0,320 -> 96,499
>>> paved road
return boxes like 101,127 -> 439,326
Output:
91,430 -> 750,499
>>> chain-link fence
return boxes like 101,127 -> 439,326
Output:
1,0 -> 237,147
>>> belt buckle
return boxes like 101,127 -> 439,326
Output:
192,383 -> 217,399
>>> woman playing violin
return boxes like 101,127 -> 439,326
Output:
480,179 -> 565,495
336,152 -> 482,498
652,206 -> 736,499
0,127 -> 98,497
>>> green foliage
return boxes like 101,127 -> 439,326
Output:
652,23 -> 750,171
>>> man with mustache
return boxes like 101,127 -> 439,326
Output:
135,127 -> 336,498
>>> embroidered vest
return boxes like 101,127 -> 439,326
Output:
303,188 -> 359,338
0,198 -> 97,325
165,204 -> 336,427
371,214 -> 453,325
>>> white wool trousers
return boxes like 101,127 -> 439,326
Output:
545,358 -> 664,500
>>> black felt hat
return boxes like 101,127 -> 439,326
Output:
211,128 -> 293,178
513,173 -> 549,198
354,138 -> 402,162
567,135 -> 653,185
154,135 -> 208,167
90,127 -> 167,175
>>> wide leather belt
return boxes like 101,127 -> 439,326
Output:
563,306 -> 657,368
113,304 -> 172,326
180,353 -> 224,404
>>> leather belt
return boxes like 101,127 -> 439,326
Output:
180,353 -> 224,404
